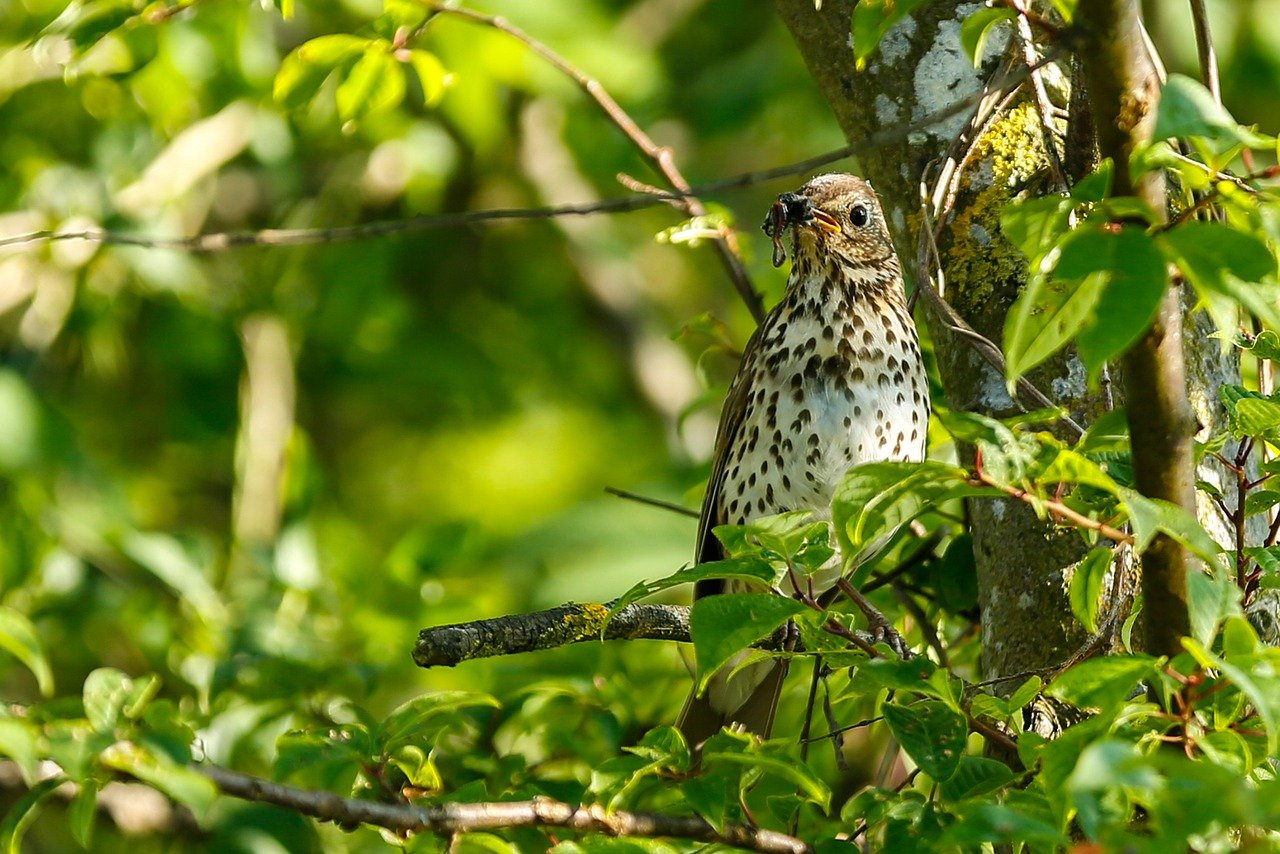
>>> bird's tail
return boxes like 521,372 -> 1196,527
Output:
676,653 -> 788,747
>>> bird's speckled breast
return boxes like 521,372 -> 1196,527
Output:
715,263 -> 929,528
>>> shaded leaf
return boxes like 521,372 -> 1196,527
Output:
0,777 -> 63,854
881,700 -> 968,782
1069,547 -> 1113,633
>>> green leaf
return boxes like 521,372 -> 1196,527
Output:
297,34 -> 372,66
856,656 -> 943,697
1070,160 -> 1113,203
833,461 -> 984,560
0,718 -> 39,784
1073,228 -> 1167,377
701,750 -> 830,810
1154,75 -> 1274,149
68,779 -> 99,849
377,691 -> 499,752
959,7 -> 1015,67
1005,225 -> 1166,384
1184,638 -> 1280,756
881,700 -> 968,782
100,744 -> 218,819
336,49 -> 406,123
938,755 -> 1015,800
609,557 -> 778,616
1239,329 -> 1280,361
1122,490 -> 1221,565
0,777 -> 63,854
407,49 -> 449,106
938,802 -> 1064,846
1000,195 -> 1072,266
850,0 -> 932,68
83,667 -> 131,733
689,594 -> 806,690
1187,567 -> 1242,647
1159,222 -> 1280,334
1045,655 -> 1156,709
624,726 -> 691,774
0,607 -> 54,697
1232,394 -> 1280,441
274,728 -> 368,788
1069,547 -> 1113,633
273,51 -> 339,110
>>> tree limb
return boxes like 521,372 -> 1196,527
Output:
193,764 -> 813,853
415,602 -> 696,667
1078,0 -> 1196,655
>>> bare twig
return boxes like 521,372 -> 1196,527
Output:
0,51 -> 1060,257
194,764 -> 812,853
604,486 -> 699,519
971,470 -> 1135,546
424,3 -> 762,322
1012,7 -> 1068,188
1188,0 -> 1221,104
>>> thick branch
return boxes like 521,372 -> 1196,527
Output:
194,765 -> 812,853
1078,0 -> 1195,654
413,602 -> 694,667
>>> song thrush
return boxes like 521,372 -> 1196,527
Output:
677,174 -> 930,745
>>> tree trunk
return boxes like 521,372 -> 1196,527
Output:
773,1 -> 1248,685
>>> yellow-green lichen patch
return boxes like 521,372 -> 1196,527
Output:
945,101 -> 1055,314
557,601 -> 611,641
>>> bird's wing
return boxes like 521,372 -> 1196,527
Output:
694,325 -> 765,577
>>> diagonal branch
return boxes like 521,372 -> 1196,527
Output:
427,3 -> 763,322
194,764 -> 813,854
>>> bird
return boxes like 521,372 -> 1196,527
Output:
676,173 -> 930,746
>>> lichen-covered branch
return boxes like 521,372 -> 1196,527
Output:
413,602 -> 694,667
1078,0 -> 1196,655
195,764 -> 813,854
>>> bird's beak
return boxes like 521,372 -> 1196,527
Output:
811,208 -> 842,235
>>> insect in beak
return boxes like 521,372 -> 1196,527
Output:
765,200 -> 789,267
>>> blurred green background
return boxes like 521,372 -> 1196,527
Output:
0,0 -> 1274,849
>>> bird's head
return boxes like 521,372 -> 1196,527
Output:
762,173 -> 894,269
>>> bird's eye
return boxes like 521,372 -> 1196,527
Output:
850,204 -> 870,227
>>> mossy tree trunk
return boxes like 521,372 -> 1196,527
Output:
773,1 -> 1247,688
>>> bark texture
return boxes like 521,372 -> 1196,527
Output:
773,0 -> 1246,682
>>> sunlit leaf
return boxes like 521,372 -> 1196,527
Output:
100,743 -> 217,818
850,0 -> 932,68
959,7 -> 1015,67
1154,75 -> 1274,149
0,608 -> 53,697
336,49 -> 406,122
689,593 -> 806,691
1045,655 -> 1156,709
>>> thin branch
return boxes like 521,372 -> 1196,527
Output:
1188,0 -> 1221,104
971,470 -> 1135,545
0,51 -> 1059,256
1012,7 -> 1068,189
604,486 -> 699,519
194,764 -> 812,853
425,3 -> 762,323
